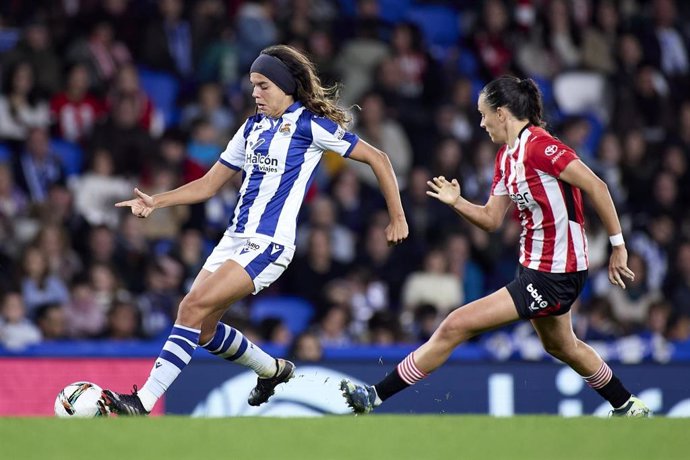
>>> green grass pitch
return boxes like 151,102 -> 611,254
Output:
2,416 -> 689,460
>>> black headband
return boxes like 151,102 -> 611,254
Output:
250,54 -> 296,95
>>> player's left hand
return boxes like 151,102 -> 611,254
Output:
385,217 -> 409,246
608,245 -> 635,289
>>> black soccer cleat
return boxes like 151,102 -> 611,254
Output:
101,385 -> 150,416
248,359 -> 295,406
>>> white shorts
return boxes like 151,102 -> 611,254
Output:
202,233 -> 295,294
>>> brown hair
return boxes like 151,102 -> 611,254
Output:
260,45 -> 351,127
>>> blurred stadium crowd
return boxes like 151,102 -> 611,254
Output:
0,0 -> 689,359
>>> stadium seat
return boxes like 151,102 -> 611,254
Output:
250,296 -> 315,336
378,0 -> 412,24
0,143 -> 12,163
138,67 -> 180,126
405,5 -> 461,48
50,139 -> 83,176
553,71 -> 611,123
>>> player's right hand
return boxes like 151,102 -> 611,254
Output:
115,188 -> 156,218
426,176 -> 461,206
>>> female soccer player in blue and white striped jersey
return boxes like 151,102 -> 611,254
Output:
102,45 -> 409,415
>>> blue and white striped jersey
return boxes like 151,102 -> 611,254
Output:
218,101 -> 359,248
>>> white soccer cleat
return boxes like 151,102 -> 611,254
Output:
609,395 -> 651,418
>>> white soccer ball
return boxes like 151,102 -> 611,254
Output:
54,382 -> 109,418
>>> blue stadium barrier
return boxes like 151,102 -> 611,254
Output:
250,296 -> 315,336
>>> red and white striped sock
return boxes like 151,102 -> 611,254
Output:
396,353 -> 429,385
583,361 -> 613,389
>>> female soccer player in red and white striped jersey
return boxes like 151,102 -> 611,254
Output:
342,75 -> 651,417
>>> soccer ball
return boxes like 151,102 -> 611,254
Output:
54,382 -> 109,417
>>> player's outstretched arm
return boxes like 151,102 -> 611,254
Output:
115,162 -> 239,218
427,175 -> 511,232
348,139 -> 408,246
559,159 -> 635,289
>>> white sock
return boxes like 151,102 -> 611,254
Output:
140,324 -> 199,412
201,322 -> 277,377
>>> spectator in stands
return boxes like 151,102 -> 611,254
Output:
64,278 -> 106,339
186,118 -> 223,169
69,147 -> 133,228
600,252 -> 662,333
579,297 -> 623,341
592,132 -> 626,207
101,299 -> 143,340
367,310 -> 403,345
154,129 -> 205,185
107,64 -> 161,136
646,300 -> 673,338
630,214 -> 674,292
89,94 -> 156,177
283,226 -> 347,308
34,302 -> 68,341
66,20 -> 132,93
141,0 -> 196,80
297,195 -> 355,264
138,257 -> 182,339
401,248 -> 462,318
0,61 -> 50,142
0,291 -> 41,350
33,223 -> 83,284
313,305 -> 354,348
581,0 -> 619,75
0,20 -> 62,97
235,0 -> 278,72
444,232 -> 485,305
181,82 -> 234,139
168,227 -> 208,292
258,317 -> 292,346
664,241 -> 690,312
472,0 -> 518,80
289,331 -> 323,362
139,165 -> 189,242
0,162 -> 29,251
408,303 -> 441,343
87,262 -> 128,315
351,91 -> 412,190
82,225 -> 118,268
330,167 -> 378,235
639,0 -> 689,99
334,4 -> 390,107
12,127 -> 65,204
50,62 -> 106,143
113,213 -> 151,293
18,245 -> 70,316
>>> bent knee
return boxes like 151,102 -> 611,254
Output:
177,292 -> 214,323
433,316 -> 474,344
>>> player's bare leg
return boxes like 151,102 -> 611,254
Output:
342,289 -> 520,413
102,261 -> 292,415
531,312 -> 650,417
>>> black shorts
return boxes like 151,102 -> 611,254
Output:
506,265 -> 587,319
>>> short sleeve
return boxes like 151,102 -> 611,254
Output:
529,139 -> 579,177
491,147 -> 508,196
218,120 -> 248,170
310,116 -> 359,157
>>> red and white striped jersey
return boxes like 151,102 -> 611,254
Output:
491,126 -> 588,273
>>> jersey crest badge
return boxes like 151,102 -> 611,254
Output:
279,122 -> 292,134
